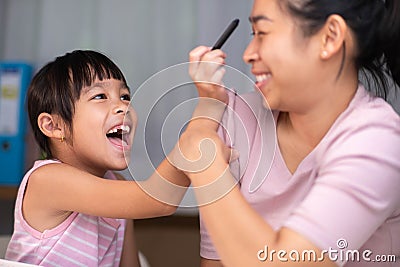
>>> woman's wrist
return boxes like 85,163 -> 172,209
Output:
188,98 -> 227,131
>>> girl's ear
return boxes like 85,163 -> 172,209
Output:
37,113 -> 65,140
319,14 -> 347,60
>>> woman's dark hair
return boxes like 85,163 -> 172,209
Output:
278,0 -> 400,99
27,50 -> 128,159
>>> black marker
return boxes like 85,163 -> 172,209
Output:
211,19 -> 240,50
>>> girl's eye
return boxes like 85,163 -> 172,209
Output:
93,94 -> 107,100
121,94 -> 131,101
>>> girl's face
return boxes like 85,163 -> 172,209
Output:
243,0 -> 325,113
67,78 -> 137,175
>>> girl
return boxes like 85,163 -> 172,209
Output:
180,0 -> 400,266
5,50 -> 190,266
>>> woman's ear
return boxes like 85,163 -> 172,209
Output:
37,113 -> 65,140
319,14 -> 347,60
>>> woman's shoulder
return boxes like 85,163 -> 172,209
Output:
335,85 -> 400,132
320,86 -> 400,161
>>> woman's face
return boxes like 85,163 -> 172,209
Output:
243,0 -> 325,113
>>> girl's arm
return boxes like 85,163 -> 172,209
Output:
23,156 -> 190,231
120,219 -> 141,267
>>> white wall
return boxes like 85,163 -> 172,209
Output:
0,0 -> 252,88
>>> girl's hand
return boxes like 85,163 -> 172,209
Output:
189,46 -> 229,105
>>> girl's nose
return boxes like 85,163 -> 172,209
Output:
113,101 -> 129,115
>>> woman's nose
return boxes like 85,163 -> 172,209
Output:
243,39 -> 259,64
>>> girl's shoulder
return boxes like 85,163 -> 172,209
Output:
104,171 -> 123,180
19,159 -> 61,191
30,158 -> 61,171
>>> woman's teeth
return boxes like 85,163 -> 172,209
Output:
256,74 -> 270,83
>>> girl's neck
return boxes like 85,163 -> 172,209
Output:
53,153 -> 107,178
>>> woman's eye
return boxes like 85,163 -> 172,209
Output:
121,94 -> 131,101
251,31 -> 267,38
92,94 -> 107,100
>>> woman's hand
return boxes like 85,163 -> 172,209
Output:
175,46 -> 234,186
188,46 -> 230,132
171,125 -> 233,185
189,46 -> 229,104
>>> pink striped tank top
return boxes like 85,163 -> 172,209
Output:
5,160 -> 126,266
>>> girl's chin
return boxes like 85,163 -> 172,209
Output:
107,158 -> 129,171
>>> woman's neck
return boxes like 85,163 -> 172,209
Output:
276,79 -> 358,174
281,78 -> 358,149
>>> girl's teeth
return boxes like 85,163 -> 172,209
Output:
122,139 -> 128,147
107,125 -> 130,134
122,125 -> 130,133
108,128 -> 118,134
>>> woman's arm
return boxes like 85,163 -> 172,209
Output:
196,182 -> 337,267
201,258 -> 224,267
178,115 -> 400,267
177,125 -> 336,267
115,173 -> 141,266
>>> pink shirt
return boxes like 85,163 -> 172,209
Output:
6,160 -> 126,266
201,84 -> 400,266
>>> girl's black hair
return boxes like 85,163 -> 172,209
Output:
27,50 -> 128,159
279,0 -> 400,99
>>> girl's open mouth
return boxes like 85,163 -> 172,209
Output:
106,125 -> 131,149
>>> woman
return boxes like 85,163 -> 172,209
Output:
179,0 -> 400,266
